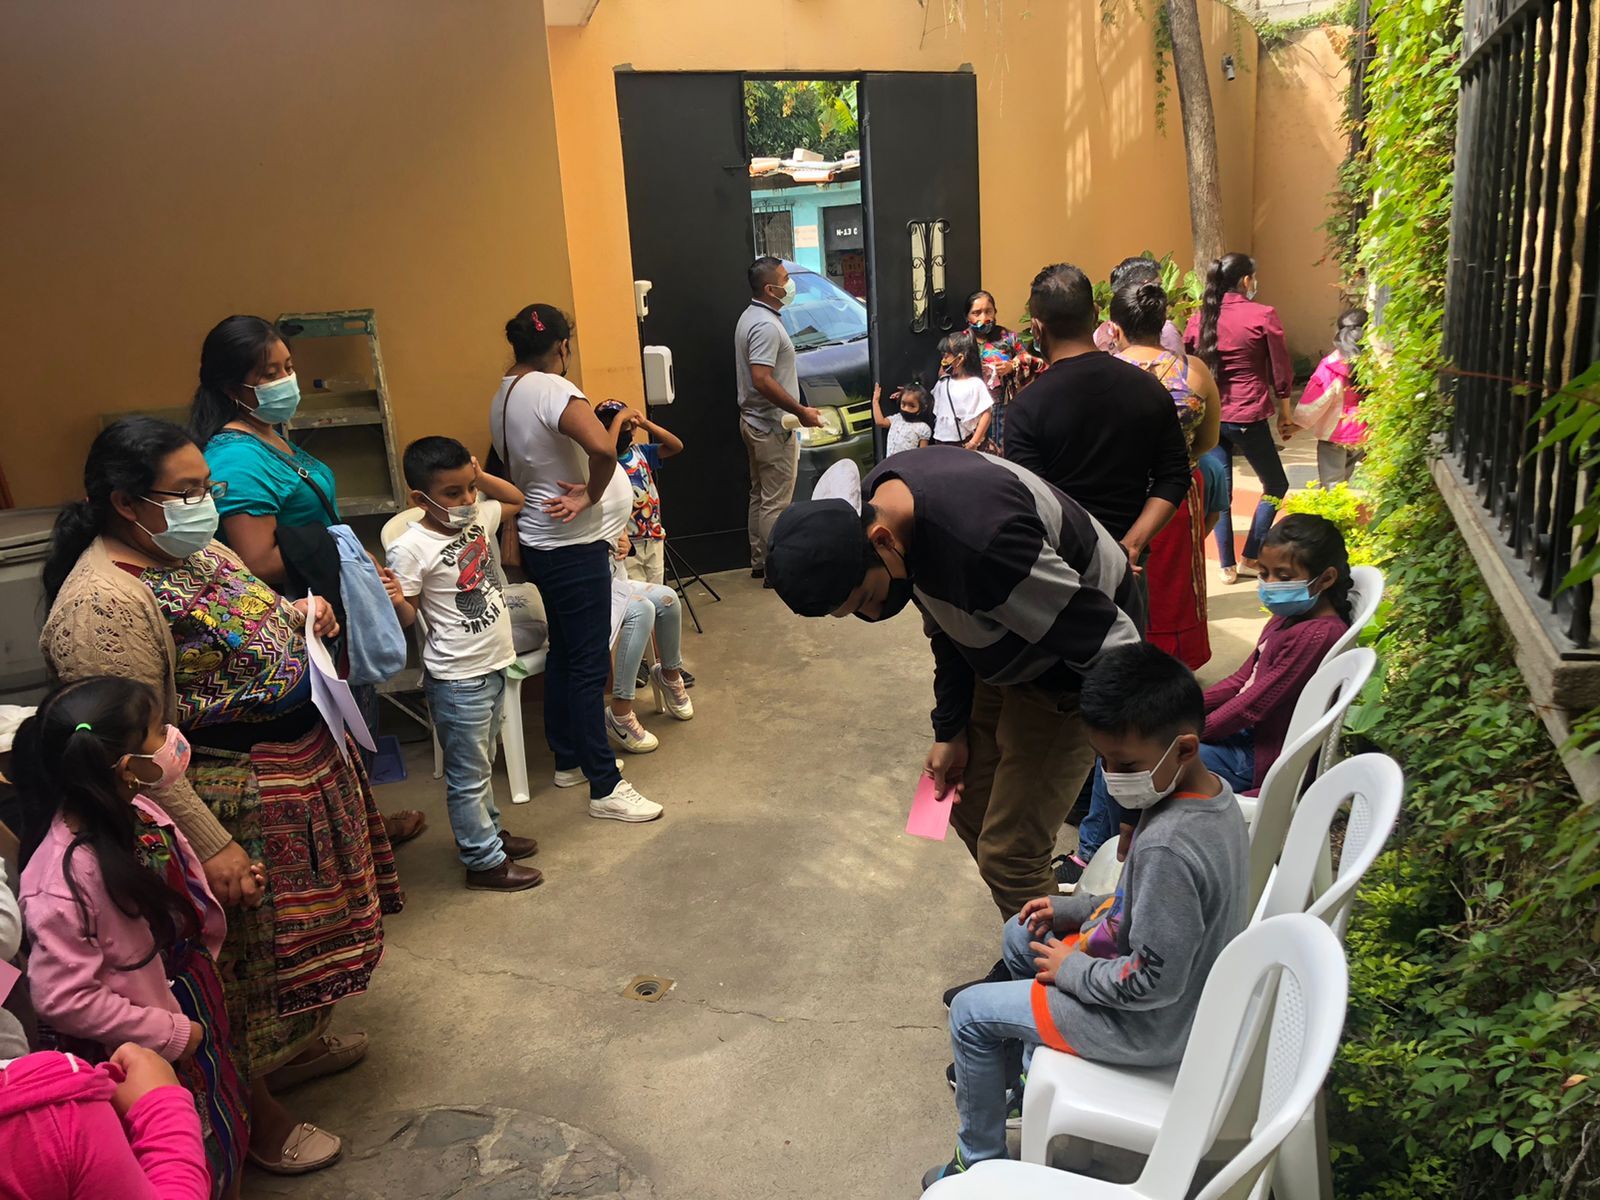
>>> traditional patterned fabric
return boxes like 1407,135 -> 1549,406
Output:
133,548 -> 310,730
188,727 -> 401,1073
135,816 -> 248,1198
619,444 -> 664,542
974,329 -> 1042,455
1118,349 -> 1211,670
1116,349 -> 1206,461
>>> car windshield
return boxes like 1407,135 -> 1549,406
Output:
780,269 -> 868,350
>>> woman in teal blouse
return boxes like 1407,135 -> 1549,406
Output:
189,316 -> 340,584
190,315 -> 425,845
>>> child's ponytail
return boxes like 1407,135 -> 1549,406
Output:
14,678 -> 198,971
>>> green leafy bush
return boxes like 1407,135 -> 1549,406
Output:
1324,0 -> 1600,1193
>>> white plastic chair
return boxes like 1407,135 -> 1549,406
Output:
1323,565 -> 1384,663
1017,755 -> 1401,1197
928,914 -> 1350,1200
1077,648 -> 1379,903
1238,646 -> 1375,863
379,508 -> 544,806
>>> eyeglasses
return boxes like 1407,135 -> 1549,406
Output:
146,481 -> 229,505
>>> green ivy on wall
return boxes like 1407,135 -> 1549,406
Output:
1314,0 -> 1600,1193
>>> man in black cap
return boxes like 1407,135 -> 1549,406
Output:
767,448 -> 1140,948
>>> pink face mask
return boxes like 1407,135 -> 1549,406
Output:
121,725 -> 191,791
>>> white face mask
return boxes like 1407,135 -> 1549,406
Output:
421,491 -> 478,531
1101,737 -> 1183,811
770,277 -> 796,306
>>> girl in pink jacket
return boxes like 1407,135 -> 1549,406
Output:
0,1044 -> 209,1199
14,678 -> 250,1199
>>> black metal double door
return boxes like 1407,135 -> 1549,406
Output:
616,70 -> 981,574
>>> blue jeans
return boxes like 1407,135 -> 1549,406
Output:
522,541 -> 623,800
1076,730 -> 1257,860
1206,420 -> 1290,567
948,918 -> 1050,1165
426,670 -> 507,872
611,583 -> 683,701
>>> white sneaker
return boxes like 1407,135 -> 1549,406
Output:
605,708 -> 659,754
588,780 -> 664,823
553,759 -> 623,789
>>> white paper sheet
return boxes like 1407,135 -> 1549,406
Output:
303,592 -> 377,759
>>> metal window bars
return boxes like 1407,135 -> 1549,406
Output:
1444,0 -> 1600,652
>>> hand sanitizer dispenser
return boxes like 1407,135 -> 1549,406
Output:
643,345 -> 675,405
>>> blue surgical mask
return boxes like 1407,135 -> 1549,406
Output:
1258,579 -> 1319,617
243,373 -> 301,424
970,320 -> 994,338
137,495 -> 219,560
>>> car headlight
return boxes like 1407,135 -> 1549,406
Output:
797,406 -> 843,448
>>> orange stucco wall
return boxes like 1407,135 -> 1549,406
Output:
1252,27 -> 1353,364
1,1 -> 573,509
547,0 -> 1263,407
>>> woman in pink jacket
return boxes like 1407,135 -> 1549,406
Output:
0,1043 -> 209,1199
15,678 -> 253,1197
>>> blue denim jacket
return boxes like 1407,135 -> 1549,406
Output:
329,524 -> 407,686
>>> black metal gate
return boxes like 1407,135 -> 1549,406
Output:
1444,0 -> 1600,650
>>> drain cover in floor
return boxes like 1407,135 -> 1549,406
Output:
624,975 -> 673,1002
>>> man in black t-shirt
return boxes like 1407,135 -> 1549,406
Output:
1005,263 -> 1192,630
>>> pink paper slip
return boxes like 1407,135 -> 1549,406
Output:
906,775 -> 954,841
0,958 -> 18,1006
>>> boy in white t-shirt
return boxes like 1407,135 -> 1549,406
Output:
388,437 -> 543,893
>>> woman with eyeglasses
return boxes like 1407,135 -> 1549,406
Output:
37,416 -> 404,1177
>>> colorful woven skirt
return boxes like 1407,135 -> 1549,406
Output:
1146,468 -> 1212,671
189,725 -> 404,1074
171,949 -> 249,1197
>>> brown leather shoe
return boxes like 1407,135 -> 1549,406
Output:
465,860 -> 544,891
498,830 -> 539,859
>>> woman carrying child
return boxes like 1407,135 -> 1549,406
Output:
15,678 -> 249,1196
1295,308 -> 1369,487
964,289 -> 1041,455
870,383 -> 933,456
929,330 -> 994,451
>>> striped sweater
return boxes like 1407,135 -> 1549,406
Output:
863,448 -> 1141,740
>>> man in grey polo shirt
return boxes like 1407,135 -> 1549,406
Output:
735,256 -> 822,581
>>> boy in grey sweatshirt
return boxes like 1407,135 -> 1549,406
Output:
924,643 -> 1249,1190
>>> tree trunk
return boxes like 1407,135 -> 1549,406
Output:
1164,0 -> 1225,271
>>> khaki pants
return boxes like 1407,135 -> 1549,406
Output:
950,680 -> 1098,918
626,539 -> 665,585
740,420 -> 799,571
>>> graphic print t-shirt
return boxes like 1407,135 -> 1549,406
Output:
619,445 -> 664,541
386,501 -> 516,681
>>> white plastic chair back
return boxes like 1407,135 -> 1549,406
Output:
1261,753 -> 1402,937
1143,914 -> 1350,1200
1277,646 -> 1378,770
1323,564 -> 1384,662
379,506 -> 431,643
1247,649 -> 1377,909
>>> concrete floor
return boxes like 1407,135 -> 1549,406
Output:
271,442 -> 1310,1200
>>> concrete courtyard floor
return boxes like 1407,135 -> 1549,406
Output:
259,440 -> 1311,1200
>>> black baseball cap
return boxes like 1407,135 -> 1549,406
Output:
765,499 -> 878,617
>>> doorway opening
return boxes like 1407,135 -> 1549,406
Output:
615,69 -> 978,572
743,77 -> 874,504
